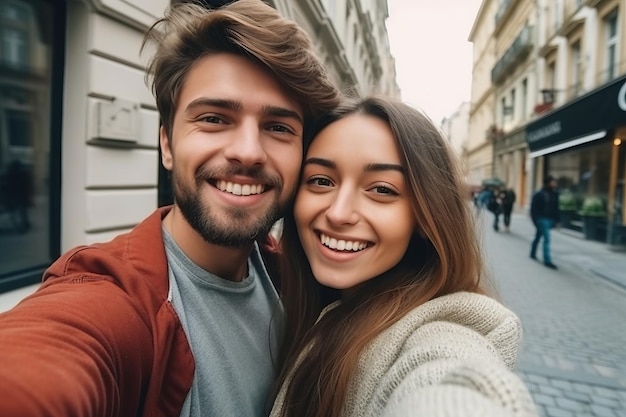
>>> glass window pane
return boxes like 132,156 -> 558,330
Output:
0,0 -> 53,281
1,1 -> 30,23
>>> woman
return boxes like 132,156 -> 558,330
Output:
270,96 -> 537,417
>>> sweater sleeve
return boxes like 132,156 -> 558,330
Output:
366,293 -> 538,417
382,366 -> 536,417
0,277 -> 153,417
380,342 -> 538,417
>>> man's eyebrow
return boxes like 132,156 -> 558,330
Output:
185,98 -> 241,113
262,105 -> 303,125
183,99 -> 302,125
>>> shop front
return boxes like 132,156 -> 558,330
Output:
525,75 -> 626,245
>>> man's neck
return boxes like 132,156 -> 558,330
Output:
163,207 -> 254,282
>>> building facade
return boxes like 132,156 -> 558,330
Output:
467,0 -> 498,189
467,0 -> 625,245
490,0 -> 536,209
440,101 -> 471,179
0,0 -> 398,292
528,0 -> 625,245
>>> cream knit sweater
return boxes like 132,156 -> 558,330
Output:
270,292 -> 538,417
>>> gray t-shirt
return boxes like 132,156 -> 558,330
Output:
162,228 -> 282,417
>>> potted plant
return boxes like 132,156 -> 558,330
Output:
558,192 -> 578,230
578,196 -> 607,241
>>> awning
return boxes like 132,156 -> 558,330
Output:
528,130 -> 606,158
525,75 -> 626,153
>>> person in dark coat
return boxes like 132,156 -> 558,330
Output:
486,187 -> 502,231
530,175 -> 560,269
498,186 -> 516,232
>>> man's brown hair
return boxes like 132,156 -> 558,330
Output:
142,0 -> 340,141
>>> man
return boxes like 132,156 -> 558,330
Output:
498,186 -> 516,232
0,2 -> 339,416
485,187 -> 501,231
530,175 -> 560,269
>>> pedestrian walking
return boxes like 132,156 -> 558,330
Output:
486,187 -> 502,231
478,187 -> 492,212
499,186 -> 516,232
0,1 -> 340,416
530,175 -> 560,269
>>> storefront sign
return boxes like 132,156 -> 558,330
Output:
526,75 -> 626,152
619,81 -> 626,111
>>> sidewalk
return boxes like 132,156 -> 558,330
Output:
506,210 -> 626,292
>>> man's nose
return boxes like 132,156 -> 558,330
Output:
223,122 -> 268,167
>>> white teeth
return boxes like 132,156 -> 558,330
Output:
216,181 -> 265,196
320,233 -> 368,252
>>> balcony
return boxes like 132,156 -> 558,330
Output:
534,89 -> 557,115
495,0 -> 514,30
491,26 -> 534,85
585,0 -> 608,7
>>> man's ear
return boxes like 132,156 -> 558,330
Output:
160,126 -> 173,170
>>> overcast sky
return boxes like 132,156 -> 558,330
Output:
386,0 -> 483,125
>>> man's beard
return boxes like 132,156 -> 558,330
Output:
173,165 -> 289,247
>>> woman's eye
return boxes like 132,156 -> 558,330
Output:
372,185 -> 398,196
307,177 -> 333,187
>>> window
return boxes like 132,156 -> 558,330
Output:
552,0 -> 560,33
521,78 -> 528,119
549,140 -> 612,240
321,0 -> 336,20
604,10 -> 619,82
547,61 -> 556,91
0,0 -> 62,292
571,40 -> 581,97
510,88 -> 516,120
0,0 -> 31,69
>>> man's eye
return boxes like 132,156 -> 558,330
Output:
268,124 -> 294,134
201,115 -> 224,124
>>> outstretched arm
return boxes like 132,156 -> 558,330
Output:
0,278 -> 152,417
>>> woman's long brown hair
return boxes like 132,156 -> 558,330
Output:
273,96 -> 493,417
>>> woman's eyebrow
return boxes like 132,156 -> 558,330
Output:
303,159 -> 405,173
364,163 -> 404,173
303,157 -> 335,169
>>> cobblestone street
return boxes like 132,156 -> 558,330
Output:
480,210 -> 626,417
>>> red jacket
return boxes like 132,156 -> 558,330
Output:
0,207 -> 194,416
